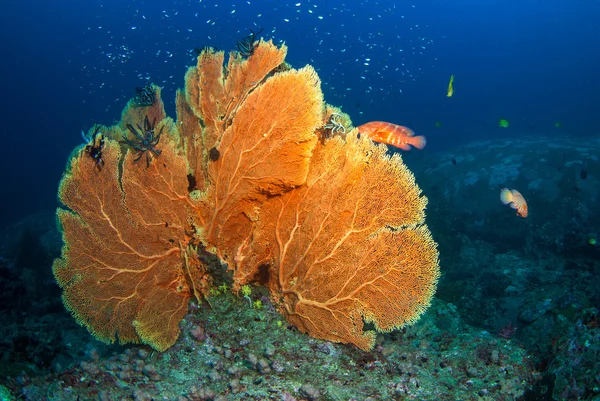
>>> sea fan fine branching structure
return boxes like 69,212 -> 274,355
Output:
53,40 -> 440,352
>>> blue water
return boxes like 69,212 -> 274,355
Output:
1,0 -> 599,226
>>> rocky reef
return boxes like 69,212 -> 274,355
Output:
409,135 -> 600,399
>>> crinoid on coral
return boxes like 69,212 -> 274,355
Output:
132,82 -> 156,107
317,106 -> 350,140
81,124 -> 105,170
122,115 -> 164,167
236,28 -> 264,57
53,39 -> 439,352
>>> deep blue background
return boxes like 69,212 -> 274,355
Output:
1,0 -> 599,227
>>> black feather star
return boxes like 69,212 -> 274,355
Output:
236,28 -> 264,57
121,115 -> 163,167
133,82 -> 156,107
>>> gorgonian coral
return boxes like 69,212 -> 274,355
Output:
53,40 -> 439,351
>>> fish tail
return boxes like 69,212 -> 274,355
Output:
410,135 -> 427,150
500,188 -> 513,205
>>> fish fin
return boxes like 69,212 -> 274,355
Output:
404,127 -> 416,137
410,135 -> 426,150
500,188 -> 513,205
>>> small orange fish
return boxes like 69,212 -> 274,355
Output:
500,188 -> 528,218
357,121 -> 426,151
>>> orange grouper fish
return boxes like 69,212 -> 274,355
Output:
357,121 -> 426,151
500,188 -> 528,218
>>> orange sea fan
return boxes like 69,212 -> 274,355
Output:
182,41 -> 288,190
179,41 -> 322,279
53,114 -> 206,351
200,66 -> 323,263
53,40 -> 439,352
243,130 -> 439,350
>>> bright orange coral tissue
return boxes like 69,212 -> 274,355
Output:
54,121 -> 201,351
53,39 -> 439,352
249,130 -> 439,350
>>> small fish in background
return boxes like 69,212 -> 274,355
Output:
555,121 -> 562,128
451,157 -> 457,165
500,188 -> 528,218
589,237 -> 597,246
446,74 -> 454,97
580,169 -> 587,180
435,121 -> 442,128
498,119 -> 510,128
357,121 -> 426,151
